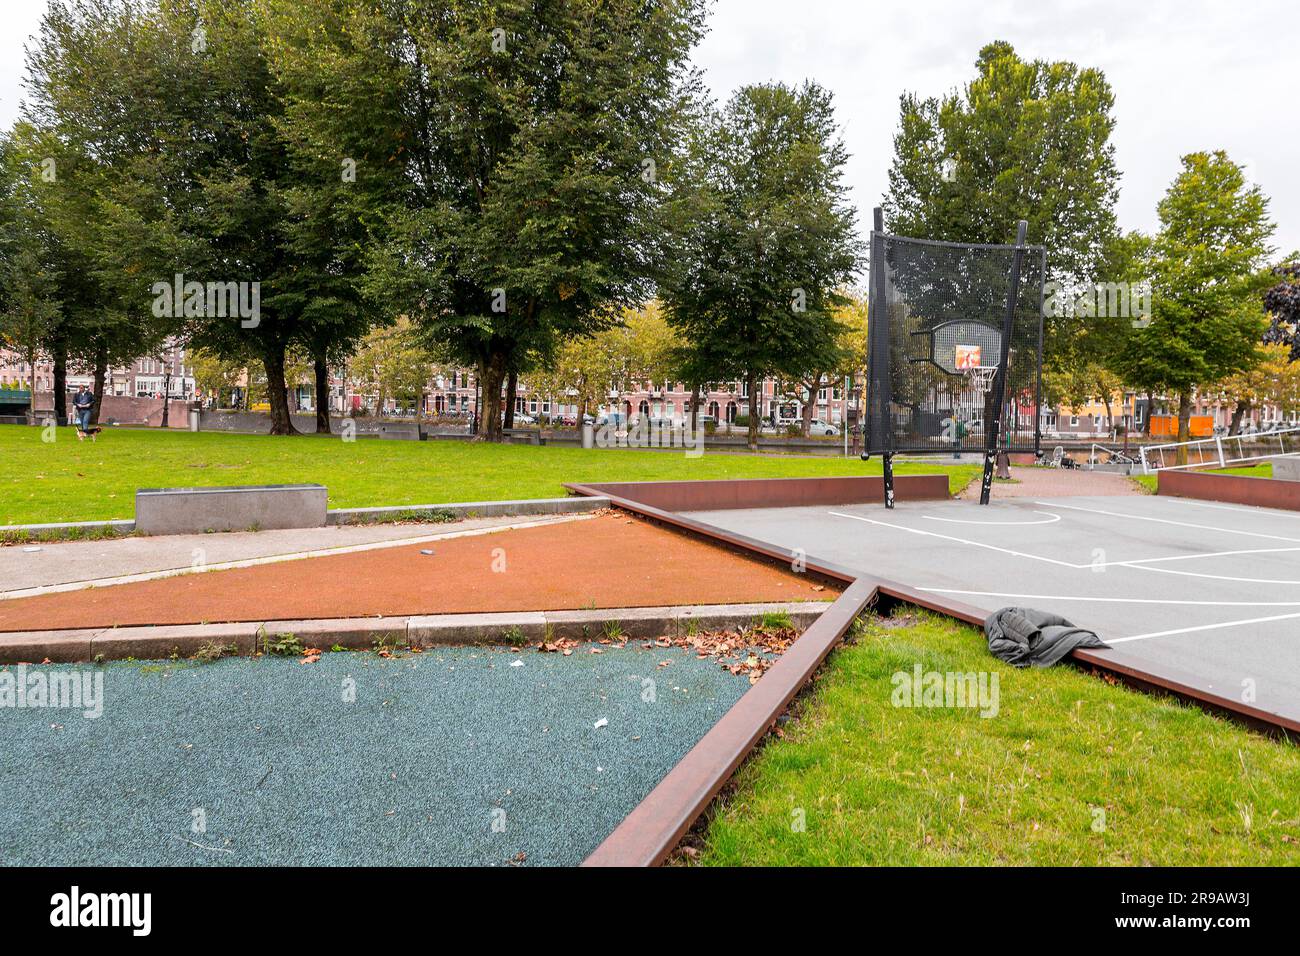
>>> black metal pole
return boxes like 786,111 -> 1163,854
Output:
869,207 -> 895,508
980,220 -> 1028,505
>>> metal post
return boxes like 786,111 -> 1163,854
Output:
843,374 -> 850,458
868,207 -> 895,508
980,220 -> 1028,505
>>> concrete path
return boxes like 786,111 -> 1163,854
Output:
0,514 -> 576,592
958,465 -> 1143,499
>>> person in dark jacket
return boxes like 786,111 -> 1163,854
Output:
72,386 -> 96,439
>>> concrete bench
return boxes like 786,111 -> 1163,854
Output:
135,484 -> 328,535
360,421 -> 422,440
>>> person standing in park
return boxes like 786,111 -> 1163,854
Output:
72,385 -> 95,438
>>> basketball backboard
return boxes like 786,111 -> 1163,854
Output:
909,319 -> 1004,374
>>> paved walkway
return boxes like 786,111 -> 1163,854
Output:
958,465 -> 1143,499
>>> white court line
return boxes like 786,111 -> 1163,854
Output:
1164,497 -> 1300,520
0,513 -> 595,601
917,588 -> 1300,607
1124,563 -> 1300,586
827,511 -> 1080,568
1099,545 -> 1300,568
923,511 -> 1061,526
1110,611 -> 1300,644
830,508 -> 1300,582
1033,499 -> 1300,545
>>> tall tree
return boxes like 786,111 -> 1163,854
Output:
883,41 -> 1120,365
20,0 -> 186,426
261,0 -> 705,440
661,82 -> 862,449
1112,151 -> 1275,460
0,133 -> 62,419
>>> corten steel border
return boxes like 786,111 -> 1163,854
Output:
1158,469 -> 1300,511
570,476 -> 1300,868
568,474 -> 948,513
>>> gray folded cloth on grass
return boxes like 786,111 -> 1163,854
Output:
983,606 -> 1109,668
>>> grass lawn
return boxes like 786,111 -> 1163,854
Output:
694,611 -> 1300,866
0,424 -> 980,525
1131,461 -> 1273,492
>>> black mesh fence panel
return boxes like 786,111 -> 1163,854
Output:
865,232 -> 1045,455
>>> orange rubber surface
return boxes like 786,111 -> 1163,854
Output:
0,513 -> 838,632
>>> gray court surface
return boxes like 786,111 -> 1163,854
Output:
688,494 -> 1300,726
0,644 -> 746,866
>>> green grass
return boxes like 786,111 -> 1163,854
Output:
0,424 -> 979,525
695,611 -> 1300,866
1131,461 -> 1273,493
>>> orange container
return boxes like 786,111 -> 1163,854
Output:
1149,415 -> 1213,438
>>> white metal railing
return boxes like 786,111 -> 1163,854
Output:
1085,443 -> 1141,468
1139,427 -> 1300,474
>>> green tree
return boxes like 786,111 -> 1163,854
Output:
351,318 -> 433,417
261,0 -> 705,440
883,41 -> 1120,364
0,134 -> 62,419
662,82 -> 862,449
20,0 -> 190,426
1113,151 -> 1275,460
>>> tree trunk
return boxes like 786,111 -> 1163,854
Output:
1143,391 -> 1154,437
689,382 -> 700,432
263,349 -> 298,435
52,338 -> 68,425
160,369 -> 172,428
26,346 -> 37,420
314,357 -> 331,433
1175,391 -> 1192,466
477,350 -> 508,441
801,374 -> 822,437
746,369 -> 760,450
1229,399 -> 1250,436
91,345 -> 108,426
504,367 -> 517,429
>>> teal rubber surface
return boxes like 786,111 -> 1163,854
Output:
0,645 -> 748,866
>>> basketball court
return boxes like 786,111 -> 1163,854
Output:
683,489 -> 1300,727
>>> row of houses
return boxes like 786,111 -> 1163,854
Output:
3,345 -> 1293,436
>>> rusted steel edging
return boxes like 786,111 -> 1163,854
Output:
582,578 -> 878,867
1158,469 -> 1300,511
567,477 -> 1299,866
565,481 -> 861,585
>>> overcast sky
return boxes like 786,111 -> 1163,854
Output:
2,0 -> 1296,257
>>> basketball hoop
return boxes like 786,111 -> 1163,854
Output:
964,365 -> 998,395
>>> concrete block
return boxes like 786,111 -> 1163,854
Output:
260,617 -> 409,650
1271,456 -> 1300,481
544,606 -> 678,641
135,484 -> 327,535
90,622 -> 261,661
409,611 -> 546,646
0,628 -> 103,663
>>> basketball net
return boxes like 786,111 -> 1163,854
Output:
964,366 -> 998,395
